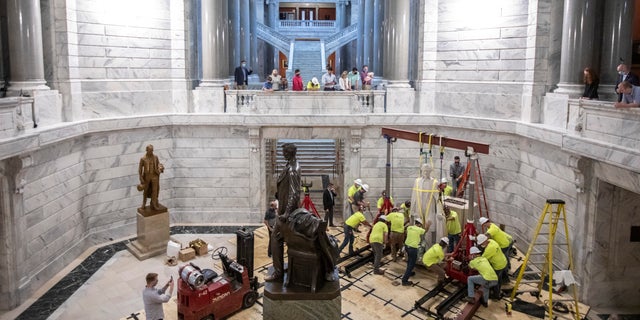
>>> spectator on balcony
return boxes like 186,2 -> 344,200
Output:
292,69 -> 304,91
614,81 -> 640,108
363,72 -> 374,90
348,67 -> 360,90
581,67 -> 599,100
262,76 -> 274,92
615,64 -> 639,102
271,69 -> 282,91
360,65 -> 369,88
234,60 -> 252,90
338,71 -> 351,91
307,77 -> 321,91
322,67 -> 337,91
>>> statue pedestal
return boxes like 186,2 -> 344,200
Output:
127,207 -> 170,260
263,274 -> 341,320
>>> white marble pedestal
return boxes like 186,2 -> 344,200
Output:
127,207 -> 170,260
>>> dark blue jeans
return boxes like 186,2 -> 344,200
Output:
401,246 -> 418,284
502,240 -> 514,272
338,224 -> 355,254
448,233 -> 460,253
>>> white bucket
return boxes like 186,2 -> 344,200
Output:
167,240 -> 181,258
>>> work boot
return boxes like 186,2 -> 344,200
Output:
401,281 -> 414,286
373,269 -> 385,275
463,297 -> 475,303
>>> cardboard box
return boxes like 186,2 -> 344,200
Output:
179,247 -> 196,262
189,238 -> 208,256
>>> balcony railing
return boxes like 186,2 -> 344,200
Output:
225,90 -> 385,114
279,20 -> 336,28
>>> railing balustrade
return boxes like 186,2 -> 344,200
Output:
279,20 -> 336,28
225,90 -> 384,114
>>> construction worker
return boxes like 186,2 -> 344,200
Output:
439,178 -> 453,197
476,234 -> 507,299
376,190 -> 394,213
386,208 -> 406,262
400,200 -> 411,221
347,179 -> 363,214
338,205 -> 371,256
353,184 -> 370,214
422,237 -> 449,284
465,246 -> 498,307
444,206 -> 461,253
479,217 -> 514,274
450,156 -> 465,194
369,215 -> 388,275
401,218 -> 426,286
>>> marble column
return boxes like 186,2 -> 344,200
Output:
194,0 -> 228,113
200,0 -> 228,86
362,0 -> 374,68
249,0 -> 259,78
383,0 -> 414,113
229,0 -> 241,73
555,0 -> 601,96
372,0 -> 384,77
382,0 -> 411,85
267,0 -> 279,71
240,0 -> 251,63
356,0 -> 365,68
599,0 -> 634,87
335,0 -> 347,71
6,0 -> 50,91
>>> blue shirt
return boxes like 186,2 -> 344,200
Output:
262,82 -> 273,90
622,85 -> 640,105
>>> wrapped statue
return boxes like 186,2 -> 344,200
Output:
410,163 -> 446,246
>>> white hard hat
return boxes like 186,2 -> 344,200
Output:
354,178 -> 363,186
470,246 -> 481,254
440,178 -> 448,184
414,218 -> 422,225
476,234 -> 488,245
479,217 -> 489,225
378,215 -> 387,221
311,77 -> 319,85
440,237 -> 449,245
361,184 -> 369,192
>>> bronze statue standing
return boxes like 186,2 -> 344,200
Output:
138,144 -> 165,211
266,143 -> 301,282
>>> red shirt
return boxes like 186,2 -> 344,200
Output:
292,75 -> 304,91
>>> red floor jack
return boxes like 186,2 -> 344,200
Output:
444,220 -> 486,320
301,184 -> 321,218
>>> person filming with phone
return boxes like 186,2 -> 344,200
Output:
143,273 -> 174,320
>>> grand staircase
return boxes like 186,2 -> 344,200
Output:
291,40 -> 324,86
265,139 -> 344,219
255,22 -> 360,84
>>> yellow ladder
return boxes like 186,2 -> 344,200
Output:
509,199 -> 580,320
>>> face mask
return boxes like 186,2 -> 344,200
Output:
619,71 -> 625,75
242,63 -> 246,68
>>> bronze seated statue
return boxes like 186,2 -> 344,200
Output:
280,207 -> 339,292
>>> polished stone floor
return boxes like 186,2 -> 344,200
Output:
0,224 -> 634,320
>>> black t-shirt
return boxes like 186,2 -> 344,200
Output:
264,207 -> 276,227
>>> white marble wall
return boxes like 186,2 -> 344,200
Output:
417,0 -> 540,120
47,0 -> 190,120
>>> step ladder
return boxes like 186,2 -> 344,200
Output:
509,199 -> 580,320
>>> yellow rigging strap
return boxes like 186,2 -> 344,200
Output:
412,179 -> 440,226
